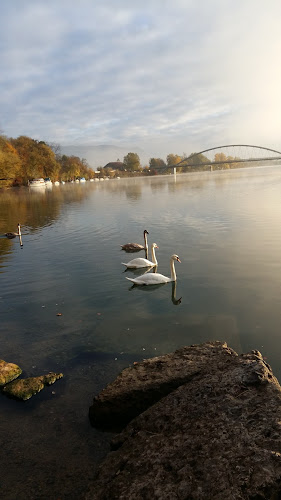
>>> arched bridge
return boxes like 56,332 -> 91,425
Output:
159,145 -> 281,171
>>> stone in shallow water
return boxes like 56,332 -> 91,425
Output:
0,359 -> 22,386
3,372 -> 63,400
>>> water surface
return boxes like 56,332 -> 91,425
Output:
1,167 -> 281,498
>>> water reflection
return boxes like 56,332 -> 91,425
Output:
0,184 -> 95,265
128,278 -> 182,306
171,281 -> 182,305
123,265 -> 154,276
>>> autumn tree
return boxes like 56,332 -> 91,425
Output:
58,155 -> 81,180
0,136 -> 22,186
56,155 -> 94,180
123,152 -> 141,172
214,152 -> 231,169
166,154 -> 182,167
10,136 -> 59,183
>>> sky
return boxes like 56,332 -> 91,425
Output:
1,0 -> 281,164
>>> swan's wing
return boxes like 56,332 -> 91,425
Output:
122,258 -> 154,268
126,273 -> 170,285
121,243 -> 144,251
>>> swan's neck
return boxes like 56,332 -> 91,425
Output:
17,225 -> 21,236
170,258 -> 177,281
144,232 -> 148,250
151,246 -> 158,265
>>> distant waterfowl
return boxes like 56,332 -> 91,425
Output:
126,254 -> 181,285
122,243 -> 158,269
121,229 -> 149,253
5,223 -> 21,239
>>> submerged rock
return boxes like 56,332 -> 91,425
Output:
3,372 -> 63,400
0,359 -> 22,386
87,341 -> 281,499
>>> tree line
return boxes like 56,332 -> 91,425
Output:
1,133 -> 269,188
0,135 -> 96,187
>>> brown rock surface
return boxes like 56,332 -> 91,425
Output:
87,341 -> 281,499
0,359 -> 22,386
89,341 -> 236,429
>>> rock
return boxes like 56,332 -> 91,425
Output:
87,342 -> 281,499
0,359 -> 22,386
89,341 -> 236,429
3,372 -> 63,400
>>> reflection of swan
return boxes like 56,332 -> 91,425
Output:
171,281 -> 182,305
126,254 -> 181,285
124,265 -> 154,276
5,223 -> 21,239
128,276 -> 182,305
122,243 -> 158,269
121,230 -> 149,253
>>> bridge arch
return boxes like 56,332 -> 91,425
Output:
175,144 -> 281,168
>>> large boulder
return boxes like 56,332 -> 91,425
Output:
0,359 -> 22,386
89,341 -> 237,429
87,341 -> 281,499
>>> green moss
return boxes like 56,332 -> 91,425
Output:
3,372 -> 63,400
0,359 -> 22,386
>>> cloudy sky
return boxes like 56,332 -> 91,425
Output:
1,0 -> 281,162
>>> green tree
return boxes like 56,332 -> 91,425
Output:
123,152 -> 141,172
149,158 -> 166,170
181,152 -> 211,171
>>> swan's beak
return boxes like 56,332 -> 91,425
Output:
177,257 -> 181,263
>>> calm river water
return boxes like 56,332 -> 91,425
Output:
1,166 -> 281,498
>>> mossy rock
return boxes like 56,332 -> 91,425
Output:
0,359 -> 22,386
3,372 -> 63,400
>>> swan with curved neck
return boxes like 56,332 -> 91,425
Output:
122,243 -> 158,269
121,230 -> 149,253
126,254 -> 181,285
5,223 -> 21,239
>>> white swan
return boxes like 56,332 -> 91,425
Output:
121,230 -> 149,252
126,254 -> 181,285
122,243 -> 158,269
5,223 -> 21,239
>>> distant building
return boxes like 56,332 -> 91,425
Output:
104,161 -> 124,171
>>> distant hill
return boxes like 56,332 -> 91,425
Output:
60,144 -> 148,168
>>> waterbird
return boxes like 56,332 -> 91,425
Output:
122,243 -> 158,269
126,254 -> 181,285
121,229 -> 149,253
5,223 -> 21,239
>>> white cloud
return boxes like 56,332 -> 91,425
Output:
0,0 -> 281,159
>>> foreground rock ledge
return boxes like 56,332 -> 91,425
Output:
87,341 -> 281,500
